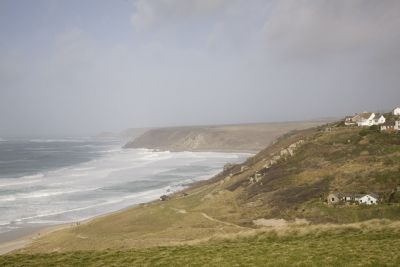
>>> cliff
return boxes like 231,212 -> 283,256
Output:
123,121 -> 326,152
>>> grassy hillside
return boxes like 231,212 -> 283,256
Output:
3,123 -> 400,265
2,220 -> 400,266
123,121 -> 327,152
225,124 -> 400,223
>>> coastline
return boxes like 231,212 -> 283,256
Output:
0,146 -> 254,255
0,185 -> 197,255
0,203 -> 145,255
0,224 -> 71,255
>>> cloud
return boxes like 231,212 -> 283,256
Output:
1,0 -> 400,135
260,0 -> 400,62
130,0 -> 233,31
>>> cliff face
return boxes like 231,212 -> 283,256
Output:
123,121 -> 326,152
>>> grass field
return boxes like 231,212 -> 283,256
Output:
2,220 -> 400,266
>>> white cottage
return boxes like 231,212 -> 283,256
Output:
356,112 -> 375,127
359,194 -> 378,205
393,107 -> 400,116
381,121 -> 400,132
373,114 -> 386,125
356,112 -> 386,127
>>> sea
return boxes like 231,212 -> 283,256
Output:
0,137 -> 250,236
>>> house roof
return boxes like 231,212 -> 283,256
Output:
361,193 -> 379,199
329,192 -> 378,199
329,192 -> 341,198
381,121 -> 395,126
359,112 -> 373,120
340,193 -> 363,198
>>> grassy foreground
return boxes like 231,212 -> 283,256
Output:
2,220 -> 400,266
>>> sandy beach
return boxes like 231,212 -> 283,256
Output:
0,223 -> 73,255
0,201 -> 154,255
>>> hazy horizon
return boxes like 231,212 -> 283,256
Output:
1,0 -> 400,136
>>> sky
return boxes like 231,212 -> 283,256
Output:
1,0 -> 400,136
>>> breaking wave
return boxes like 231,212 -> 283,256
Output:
0,145 -> 250,234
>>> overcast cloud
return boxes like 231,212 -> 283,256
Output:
0,0 -> 399,136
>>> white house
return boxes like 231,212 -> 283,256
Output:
381,120 -> 400,132
355,112 -> 386,127
373,114 -> 386,125
393,107 -> 400,116
359,194 -> 378,205
356,112 -> 375,126
381,121 -> 396,132
344,116 -> 356,126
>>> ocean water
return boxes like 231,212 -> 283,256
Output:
0,138 -> 250,235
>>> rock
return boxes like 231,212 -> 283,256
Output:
160,195 -> 169,201
223,163 -> 234,171
241,165 -> 249,172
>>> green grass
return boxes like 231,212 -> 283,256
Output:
2,223 -> 400,266
300,202 -> 400,223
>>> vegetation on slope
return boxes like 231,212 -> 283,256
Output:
2,220 -> 400,266
218,124 -> 400,223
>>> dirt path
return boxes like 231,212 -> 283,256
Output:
200,212 -> 247,229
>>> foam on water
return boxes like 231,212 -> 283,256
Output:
0,143 -> 250,234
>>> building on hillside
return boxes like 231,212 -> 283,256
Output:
381,121 -> 400,132
344,112 -> 387,127
359,194 -> 379,205
393,107 -> 400,116
381,121 -> 396,132
327,192 -> 379,205
340,193 -> 363,202
344,116 -> 356,126
356,112 -> 376,126
353,112 -> 386,127
373,114 -> 386,125
327,193 -> 341,205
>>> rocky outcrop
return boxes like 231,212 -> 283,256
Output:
263,140 -> 305,169
248,140 -> 305,185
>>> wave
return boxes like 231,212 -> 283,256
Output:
0,148 -> 249,233
71,167 -> 96,172
0,187 -> 100,202
13,186 -> 172,224
20,173 -> 45,180
28,138 -> 87,143
0,179 -> 41,188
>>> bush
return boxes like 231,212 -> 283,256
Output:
369,125 -> 380,132
359,128 -> 370,137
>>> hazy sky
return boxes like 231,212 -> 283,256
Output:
1,0 -> 400,136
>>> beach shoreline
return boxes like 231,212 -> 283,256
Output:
0,223 -> 71,255
0,199 -> 161,255
0,148 -> 251,255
